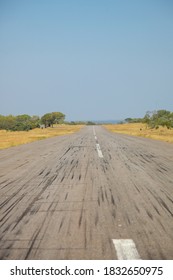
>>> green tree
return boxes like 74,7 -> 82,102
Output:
16,114 -> 31,122
124,110 -> 173,129
51,112 -> 65,124
41,113 -> 54,127
0,115 -> 16,130
41,112 -> 65,127
14,114 -> 32,131
125,118 -> 133,123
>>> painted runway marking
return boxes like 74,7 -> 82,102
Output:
93,127 -> 104,158
112,239 -> 141,260
96,143 -> 104,158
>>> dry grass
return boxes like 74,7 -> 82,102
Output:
104,123 -> 173,143
0,125 -> 84,150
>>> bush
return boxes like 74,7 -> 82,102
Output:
126,110 -> 173,129
0,114 -> 41,131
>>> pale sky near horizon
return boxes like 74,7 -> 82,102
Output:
0,0 -> 173,121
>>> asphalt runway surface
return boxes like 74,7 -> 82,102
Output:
0,126 -> 173,259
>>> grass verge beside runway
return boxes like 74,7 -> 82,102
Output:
104,123 -> 173,143
0,125 -> 84,149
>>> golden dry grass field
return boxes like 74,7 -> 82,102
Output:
104,123 -> 173,143
0,125 -> 84,150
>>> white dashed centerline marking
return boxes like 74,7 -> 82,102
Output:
96,143 -> 104,158
93,127 -> 104,158
112,239 -> 141,260
93,128 -> 140,258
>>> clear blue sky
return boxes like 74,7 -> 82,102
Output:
0,0 -> 173,121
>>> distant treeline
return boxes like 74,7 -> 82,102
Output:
69,121 -> 96,125
125,110 -> 173,129
0,112 -> 65,131
0,112 -> 97,131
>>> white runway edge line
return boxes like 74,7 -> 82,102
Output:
112,239 -> 141,260
93,127 -> 104,158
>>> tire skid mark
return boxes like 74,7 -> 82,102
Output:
146,187 -> 173,217
84,219 -> 87,249
58,218 -> 64,233
156,218 -> 167,233
133,183 -> 141,193
78,208 -> 84,228
101,187 -> 104,202
104,190 -> 108,202
0,181 -> 29,213
0,179 -> 8,185
134,203 -> 140,213
14,161 -> 29,169
165,194 -> 173,204
97,196 -> 100,206
152,204 -> 161,216
0,196 -> 13,209
61,176 -> 65,182
11,181 -> 55,231
146,209 -> 153,220
1,179 -> 18,189
24,229 -> 40,260
39,168 -> 46,176
44,171 -> 51,177
125,213 -> 131,224
112,209 -> 116,220
95,212 -> 99,226
0,194 -> 25,224
25,210 -> 55,260
59,147 -> 71,159
158,198 -> 173,217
